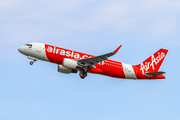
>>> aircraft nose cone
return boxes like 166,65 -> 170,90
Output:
18,46 -> 23,53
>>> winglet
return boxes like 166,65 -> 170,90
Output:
113,45 -> 122,53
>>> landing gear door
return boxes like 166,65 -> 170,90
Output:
36,44 -> 42,53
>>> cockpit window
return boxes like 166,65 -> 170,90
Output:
25,44 -> 32,47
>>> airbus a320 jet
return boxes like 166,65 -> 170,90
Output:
18,43 -> 168,79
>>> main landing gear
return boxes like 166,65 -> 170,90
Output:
79,67 -> 88,79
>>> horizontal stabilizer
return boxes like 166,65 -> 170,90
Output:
145,71 -> 166,76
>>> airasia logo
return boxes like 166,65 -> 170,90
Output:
47,46 -> 89,59
140,52 -> 165,74
46,46 -> 105,65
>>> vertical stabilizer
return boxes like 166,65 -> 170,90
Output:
137,49 -> 168,75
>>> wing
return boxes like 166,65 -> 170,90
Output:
78,45 -> 122,66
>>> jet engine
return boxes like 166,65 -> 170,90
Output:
62,58 -> 79,69
57,65 -> 77,74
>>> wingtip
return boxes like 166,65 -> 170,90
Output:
113,45 -> 122,53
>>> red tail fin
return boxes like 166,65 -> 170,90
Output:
137,49 -> 168,74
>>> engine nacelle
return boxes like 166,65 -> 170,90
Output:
62,58 -> 78,69
57,65 -> 78,74
57,65 -> 72,74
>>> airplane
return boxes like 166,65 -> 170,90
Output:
18,43 -> 168,79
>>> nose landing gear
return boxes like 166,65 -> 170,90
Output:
27,56 -> 38,65
30,61 -> 34,65
30,59 -> 37,65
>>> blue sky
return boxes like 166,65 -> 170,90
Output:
0,0 -> 180,120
